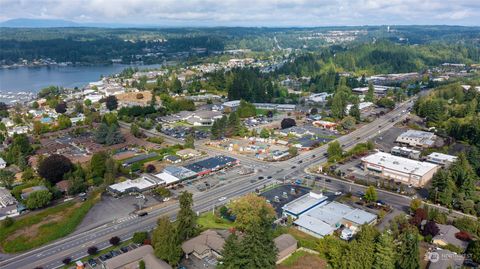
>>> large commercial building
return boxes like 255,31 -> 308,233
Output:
107,174 -> 163,195
361,152 -> 440,187
184,155 -> 239,176
283,192 -> 377,239
396,130 -> 436,148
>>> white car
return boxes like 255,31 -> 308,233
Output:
334,191 -> 342,196
218,196 -> 227,202
162,197 -> 170,202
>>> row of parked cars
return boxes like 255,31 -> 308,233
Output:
87,245 -> 135,267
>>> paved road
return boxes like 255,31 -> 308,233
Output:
3,96 -> 474,269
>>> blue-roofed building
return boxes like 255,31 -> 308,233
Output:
184,155 -> 239,176
163,166 -> 197,180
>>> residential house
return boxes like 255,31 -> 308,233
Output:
0,187 -> 18,220
103,245 -> 171,269
432,224 -> 469,251
21,186 -> 48,200
274,234 -> 298,264
55,180 -> 70,193
182,229 -> 229,259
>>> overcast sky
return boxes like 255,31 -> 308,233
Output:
1,0 -> 479,26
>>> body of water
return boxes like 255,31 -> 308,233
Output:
0,64 -> 163,93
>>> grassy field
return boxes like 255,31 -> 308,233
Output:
0,192 -> 101,253
278,250 -> 327,269
197,211 -> 234,230
286,227 -> 320,250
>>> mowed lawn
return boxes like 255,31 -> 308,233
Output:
197,211 -> 234,230
0,192 -> 100,253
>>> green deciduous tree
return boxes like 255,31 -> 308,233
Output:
25,190 -> 52,209
327,141 -> 343,162
364,186 -> 378,202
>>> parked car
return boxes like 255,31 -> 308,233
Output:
88,259 -> 97,267
334,191 -> 342,196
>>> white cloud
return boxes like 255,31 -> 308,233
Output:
0,0 -> 478,26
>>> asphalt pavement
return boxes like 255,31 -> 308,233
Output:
3,96 -> 474,269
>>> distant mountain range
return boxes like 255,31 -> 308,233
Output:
0,18 -> 158,28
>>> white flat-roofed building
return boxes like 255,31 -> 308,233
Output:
426,152 -> 458,168
282,191 -> 328,219
293,200 -> 377,238
343,209 -> 377,227
346,102 -> 374,113
107,174 -> 163,194
352,85 -> 390,95
222,100 -> 241,109
396,130 -> 436,148
361,152 -> 440,187
308,93 -> 332,103
294,214 -> 336,238
154,172 -> 181,185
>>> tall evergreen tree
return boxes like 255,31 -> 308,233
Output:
396,227 -> 420,269
373,232 -> 395,269
176,191 -> 197,241
218,233 -> 245,269
152,216 -> 182,265
349,102 -> 361,121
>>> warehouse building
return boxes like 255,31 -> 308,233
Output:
395,130 -> 436,148
361,152 -> 440,187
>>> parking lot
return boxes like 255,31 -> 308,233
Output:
371,126 -> 406,152
76,193 -> 160,233
180,165 -> 247,194
260,184 -> 311,217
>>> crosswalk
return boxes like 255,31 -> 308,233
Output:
115,215 -> 138,223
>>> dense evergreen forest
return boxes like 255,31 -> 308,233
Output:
1,26 -> 479,64
412,82 -> 480,216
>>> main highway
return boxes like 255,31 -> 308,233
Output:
1,96 -> 461,269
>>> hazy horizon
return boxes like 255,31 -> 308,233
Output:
1,0 -> 479,27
